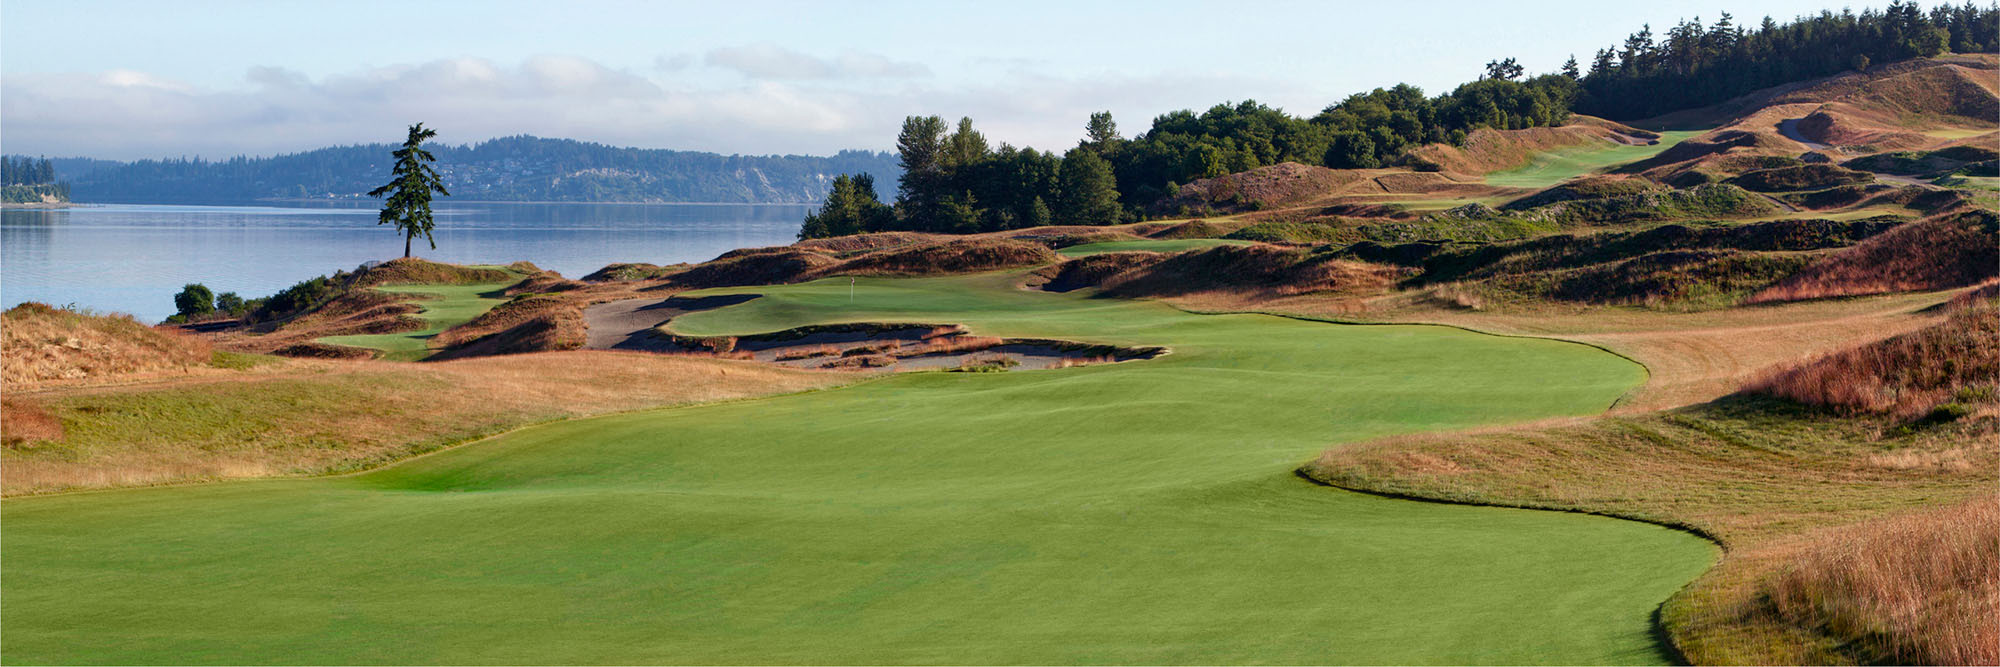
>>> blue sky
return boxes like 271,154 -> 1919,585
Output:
3,0 -> 1877,159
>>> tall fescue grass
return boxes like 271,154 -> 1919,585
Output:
2,302 -> 212,384
1766,494 -> 1999,666
901,335 -> 1003,356
1745,301 -> 1998,418
773,345 -> 840,361
1748,208 -> 1998,303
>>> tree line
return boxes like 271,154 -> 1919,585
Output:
1,156 -> 58,186
65,137 -> 898,204
801,76 -> 1581,238
1576,1 -> 1999,119
802,1 -> 1998,239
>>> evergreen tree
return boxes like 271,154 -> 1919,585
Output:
894,115 -> 949,227
1025,196 -> 1053,228
1561,56 -> 1581,80
366,123 -> 451,258
1056,148 -> 1121,225
1084,111 -> 1121,153
1483,58 -> 1525,80
945,117 -> 990,168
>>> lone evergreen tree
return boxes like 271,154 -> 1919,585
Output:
368,123 -> 450,258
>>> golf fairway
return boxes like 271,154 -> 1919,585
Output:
1,273 -> 1715,665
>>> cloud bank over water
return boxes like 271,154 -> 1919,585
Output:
0,52 -> 1273,161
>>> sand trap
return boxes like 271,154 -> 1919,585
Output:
583,297 -> 1163,372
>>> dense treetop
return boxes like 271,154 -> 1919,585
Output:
1576,1 -> 1999,119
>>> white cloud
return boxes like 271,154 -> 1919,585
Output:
0,54 -> 1285,160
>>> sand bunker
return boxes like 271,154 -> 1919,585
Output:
584,297 -> 1164,372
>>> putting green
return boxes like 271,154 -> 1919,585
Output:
1,273 -> 1713,665
1057,238 -> 1252,256
317,280 -> 517,361
1484,131 -> 1703,189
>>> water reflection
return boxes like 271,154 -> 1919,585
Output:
1,202 -> 806,322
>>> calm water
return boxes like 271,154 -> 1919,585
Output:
1,201 -> 807,322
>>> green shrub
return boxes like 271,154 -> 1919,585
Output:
173,284 -> 215,317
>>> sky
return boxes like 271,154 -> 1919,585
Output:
2,0 -> 1881,160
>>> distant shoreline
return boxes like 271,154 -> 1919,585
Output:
252,197 -> 814,207
0,201 -> 84,209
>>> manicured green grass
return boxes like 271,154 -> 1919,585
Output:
1485,131 -> 1704,189
1056,238 -> 1251,256
316,281 -> 516,361
1,273 -> 1712,665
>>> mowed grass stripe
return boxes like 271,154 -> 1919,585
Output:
317,280 -> 516,361
1484,130 -> 1704,189
1,273 -> 1713,665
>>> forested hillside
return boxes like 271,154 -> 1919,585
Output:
1,156 -> 70,204
796,0 -> 1997,238
63,137 -> 898,204
1577,2 -> 1999,118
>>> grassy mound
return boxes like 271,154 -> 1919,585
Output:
1501,175 -> 1663,209
1054,238 -> 1249,256
580,262 -> 685,282
352,257 -> 514,287
1026,252 -> 1168,293
312,282 -> 519,362
792,231 -> 941,254
1478,129 -> 1700,188
1097,244 -> 1401,298
432,294 -> 589,359
1384,217 -> 1901,308
1151,161 -> 1367,215
836,238 -> 1055,276
1726,165 -> 1876,192
1745,300 -> 1997,419
1223,220 -> 1354,244
1844,145 -> 2000,177
0,352 -> 844,495
669,247 -> 840,287
1750,208 -> 1999,303
2,303 -> 212,385
1147,219 -> 1228,239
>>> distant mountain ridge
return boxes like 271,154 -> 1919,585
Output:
46,137 -> 900,204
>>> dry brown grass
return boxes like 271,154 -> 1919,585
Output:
1269,286 -> 1963,411
1766,494 -> 2000,666
834,238 -> 1056,276
1089,244 -> 1404,300
772,345 -> 840,361
2,303 -> 213,385
431,294 -> 588,359
1745,302 -> 1998,417
0,351 -> 847,495
1404,120 -> 1646,175
1153,162 -> 1374,214
900,335 -> 1003,356
352,257 -> 515,287
1749,208 -> 1999,304
0,396 -> 63,445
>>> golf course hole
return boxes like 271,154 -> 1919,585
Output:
645,322 -> 1167,372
